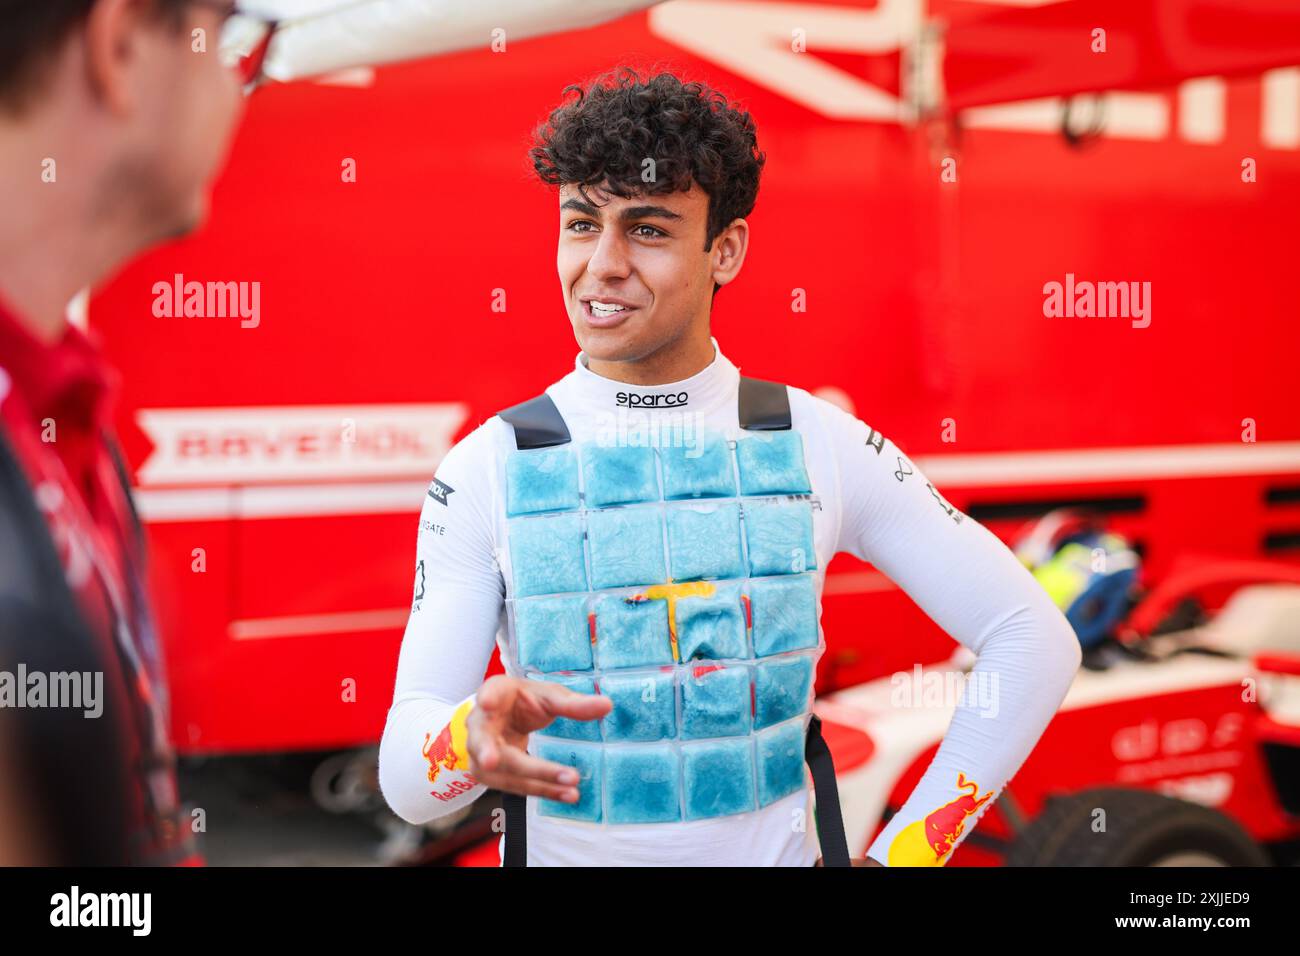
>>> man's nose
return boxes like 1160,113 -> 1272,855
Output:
586,228 -> 631,281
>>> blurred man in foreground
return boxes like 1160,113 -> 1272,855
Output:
0,0 -> 265,864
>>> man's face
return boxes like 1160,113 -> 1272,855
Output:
114,1 -> 246,239
557,180 -> 718,365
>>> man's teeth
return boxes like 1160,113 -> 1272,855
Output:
590,301 -> 627,316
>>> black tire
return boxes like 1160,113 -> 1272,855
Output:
1004,787 -> 1270,866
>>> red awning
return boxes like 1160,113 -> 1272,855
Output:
940,0 -> 1300,112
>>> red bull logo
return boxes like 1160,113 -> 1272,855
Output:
888,772 -> 995,866
422,726 -> 458,783
923,773 -> 993,858
422,699 -> 475,789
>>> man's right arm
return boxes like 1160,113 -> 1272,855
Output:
377,424 -> 505,825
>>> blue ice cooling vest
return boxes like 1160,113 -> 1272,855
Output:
495,377 -> 851,865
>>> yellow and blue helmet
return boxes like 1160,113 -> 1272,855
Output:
1013,510 -> 1140,649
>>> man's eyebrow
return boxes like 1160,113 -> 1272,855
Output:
618,205 -> 683,223
559,198 -> 684,223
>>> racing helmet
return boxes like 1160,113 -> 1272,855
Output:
1013,509 -> 1140,648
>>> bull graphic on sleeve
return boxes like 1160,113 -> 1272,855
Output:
421,699 -> 474,785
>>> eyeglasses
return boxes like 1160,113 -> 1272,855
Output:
193,1 -> 281,94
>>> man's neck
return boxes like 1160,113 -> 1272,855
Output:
584,327 -> 716,386
0,111 -> 131,343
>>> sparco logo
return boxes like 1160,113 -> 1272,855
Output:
616,391 -> 689,408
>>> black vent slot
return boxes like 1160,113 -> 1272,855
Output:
965,495 -> 1146,522
1265,485 -> 1300,505
1263,531 -> 1300,553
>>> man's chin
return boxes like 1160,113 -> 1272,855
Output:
174,200 -> 207,239
157,193 -> 208,243
572,322 -> 643,363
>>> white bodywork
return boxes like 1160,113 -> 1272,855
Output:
817,585 -> 1300,855
252,0 -> 665,82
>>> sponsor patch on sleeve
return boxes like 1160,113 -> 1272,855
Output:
422,699 -> 478,801
427,477 -> 455,506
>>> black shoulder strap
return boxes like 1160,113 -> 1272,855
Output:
498,388 -> 563,865
502,792 -> 527,866
805,715 -> 851,866
738,376 -> 792,431
498,392 -> 571,450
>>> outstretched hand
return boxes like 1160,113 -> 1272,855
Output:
466,675 -> 612,801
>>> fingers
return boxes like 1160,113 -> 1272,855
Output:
483,746 -> 583,802
474,674 -> 515,726
524,681 -> 613,727
479,675 -> 611,737
468,676 -> 520,772
467,676 -> 602,802
467,733 -> 582,802
485,772 -> 580,803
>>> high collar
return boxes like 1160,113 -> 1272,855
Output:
556,336 -> 740,416
0,291 -> 115,433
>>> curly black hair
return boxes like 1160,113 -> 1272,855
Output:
530,68 -> 766,252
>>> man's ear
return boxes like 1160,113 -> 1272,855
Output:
84,0 -> 148,116
710,217 -> 749,289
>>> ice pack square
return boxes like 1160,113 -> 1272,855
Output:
513,595 -> 592,673
530,673 -> 601,741
666,503 -> 744,581
599,670 -> 676,742
682,739 -> 756,821
586,507 -> 667,589
605,746 -> 682,824
749,574 -> 820,656
660,432 -> 736,499
592,594 -> 673,668
508,513 -> 587,597
756,720 -> 807,806
681,663 -> 752,739
744,499 -> 816,576
754,655 -> 814,730
537,741 -> 602,822
581,443 -> 659,507
676,583 -> 749,661
735,431 -> 812,496
505,446 -> 581,516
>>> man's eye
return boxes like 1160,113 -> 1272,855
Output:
566,220 -> 596,233
633,224 -> 666,238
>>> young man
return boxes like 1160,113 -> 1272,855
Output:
378,69 -> 1082,866
0,0 -> 264,863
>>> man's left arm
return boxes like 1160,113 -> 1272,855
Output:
819,404 -> 1082,866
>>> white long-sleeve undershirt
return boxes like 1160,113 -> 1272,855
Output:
377,342 -> 1081,865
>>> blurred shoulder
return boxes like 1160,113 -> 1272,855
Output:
435,415 -> 513,475
786,384 -> 879,443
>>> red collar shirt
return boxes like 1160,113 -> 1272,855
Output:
0,295 -> 196,865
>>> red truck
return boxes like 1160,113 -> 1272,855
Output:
86,0 -> 1300,863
